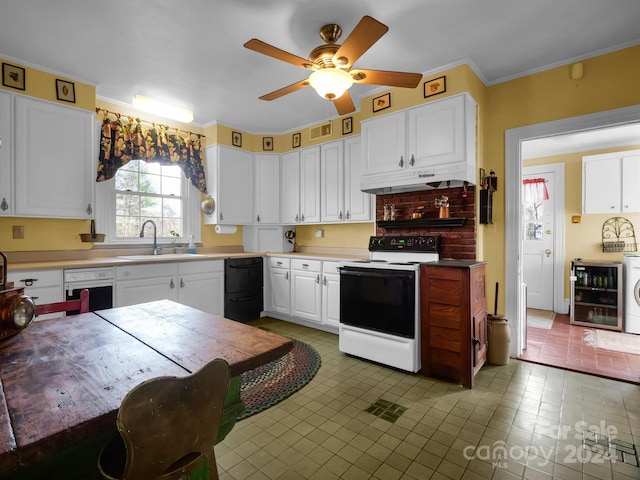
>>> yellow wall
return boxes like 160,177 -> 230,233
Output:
483,45 -> 640,311
525,145 -> 640,295
2,46 -> 640,264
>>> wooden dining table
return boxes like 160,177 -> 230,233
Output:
0,300 -> 293,479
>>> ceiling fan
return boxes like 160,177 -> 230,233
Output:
244,15 -> 422,115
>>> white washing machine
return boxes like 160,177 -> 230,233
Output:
623,255 -> 640,334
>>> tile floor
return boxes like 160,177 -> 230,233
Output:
217,318 -> 640,480
519,312 -> 640,385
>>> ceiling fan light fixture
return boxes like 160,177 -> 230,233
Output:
132,95 -> 194,123
308,68 -> 353,100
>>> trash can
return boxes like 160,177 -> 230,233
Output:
487,315 -> 510,365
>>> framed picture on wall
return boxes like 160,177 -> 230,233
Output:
263,137 -> 273,151
372,93 -> 391,112
232,131 -> 242,147
55,79 -> 76,103
424,76 -> 446,98
342,116 -> 353,135
2,63 -> 25,90
292,132 -> 301,148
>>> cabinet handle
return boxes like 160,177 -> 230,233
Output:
0,198 -> 8,211
220,212 -> 224,220
170,279 -> 175,289
399,156 -> 404,168
409,154 -> 415,167
302,263 -> 309,270
276,261 -> 282,267
256,214 -> 261,222
180,278 -> 185,288
31,296 -> 39,301
301,213 -> 305,222
285,272 -> 289,280
86,203 -> 92,215
472,337 -> 480,346
346,210 -> 351,220
295,214 -> 299,222
316,274 -> 320,284
338,211 -> 343,220
322,276 -> 327,286
20,278 -> 37,287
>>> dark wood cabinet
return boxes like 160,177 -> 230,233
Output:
420,262 -> 487,388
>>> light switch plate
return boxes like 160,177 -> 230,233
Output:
13,226 -> 24,239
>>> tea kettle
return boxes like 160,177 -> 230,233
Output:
0,252 -> 36,340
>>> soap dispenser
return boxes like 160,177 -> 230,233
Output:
187,235 -> 197,254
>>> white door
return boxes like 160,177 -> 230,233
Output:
522,169 -> 555,310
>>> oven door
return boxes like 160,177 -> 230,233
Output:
339,266 -> 416,338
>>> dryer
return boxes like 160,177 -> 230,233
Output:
623,254 -> 640,334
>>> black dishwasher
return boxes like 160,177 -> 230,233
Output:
224,257 -> 264,322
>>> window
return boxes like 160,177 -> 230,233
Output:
95,160 -> 201,246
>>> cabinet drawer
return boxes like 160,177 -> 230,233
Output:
8,269 -> 62,288
322,261 -> 342,274
178,260 -> 223,275
291,259 -> 322,272
269,257 -> 290,269
116,263 -> 176,281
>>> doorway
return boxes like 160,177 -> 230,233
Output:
505,104 -> 640,358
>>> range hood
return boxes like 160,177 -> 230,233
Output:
360,163 -> 476,194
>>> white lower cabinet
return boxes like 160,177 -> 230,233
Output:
321,261 -> 341,328
268,257 -> 291,315
7,269 -> 63,320
290,259 -> 322,324
115,261 -> 223,315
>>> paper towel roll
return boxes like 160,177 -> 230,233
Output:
215,224 -> 237,234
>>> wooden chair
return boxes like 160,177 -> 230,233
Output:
34,288 -> 90,317
98,358 -> 230,480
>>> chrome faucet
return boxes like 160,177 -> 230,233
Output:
140,220 -> 160,255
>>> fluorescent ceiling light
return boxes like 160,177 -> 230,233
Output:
308,68 -> 354,100
132,95 -> 194,123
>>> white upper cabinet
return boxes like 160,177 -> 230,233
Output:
583,150 -> 640,214
13,95 -> 95,218
360,93 -> 477,193
204,145 -> 254,225
254,153 -> 281,224
0,90 -> 12,215
281,146 -> 320,224
321,137 -> 371,223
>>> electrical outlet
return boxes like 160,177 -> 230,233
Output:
315,229 -> 323,238
571,215 -> 582,224
13,226 -> 24,239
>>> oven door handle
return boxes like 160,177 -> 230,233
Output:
339,268 -> 413,279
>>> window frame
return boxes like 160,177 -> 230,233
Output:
95,168 -> 202,248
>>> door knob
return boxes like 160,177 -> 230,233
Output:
545,249 -> 552,257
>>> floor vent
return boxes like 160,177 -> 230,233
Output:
309,122 -> 332,141
365,399 -> 407,423
582,430 -> 639,467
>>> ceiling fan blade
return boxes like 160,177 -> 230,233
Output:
350,69 -> 422,88
259,79 -> 310,101
332,16 -> 388,69
244,39 -> 315,69
333,91 -> 356,116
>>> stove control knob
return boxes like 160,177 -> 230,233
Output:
390,238 -> 397,246
406,238 -> 413,247
418,237 -> 427,246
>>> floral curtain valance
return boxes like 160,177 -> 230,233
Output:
522,178 -> 549,203
96,113 -> 207,193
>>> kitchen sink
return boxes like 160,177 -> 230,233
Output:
118,253 -> 209,261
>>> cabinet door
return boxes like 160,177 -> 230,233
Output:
300,146 -> 320,223
254,154 -> 280,224
178,270 -> 224,315
291,269 -> 322,323
115,275 -> 178,307
344,136 -> 371,222
0,90 -> 12,215
217,146 -> 254,224
14,96 -> 94,218
361,111 -> 406,176
408,95 -> 467,169
583,156 -> 621,213
320,140 -> 344,222
322,262 -> 341,327
269,268 -> 290,315
622,154 -> 640,212
281,151 -> 300,223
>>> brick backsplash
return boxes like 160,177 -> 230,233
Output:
375,186 -> 477,260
